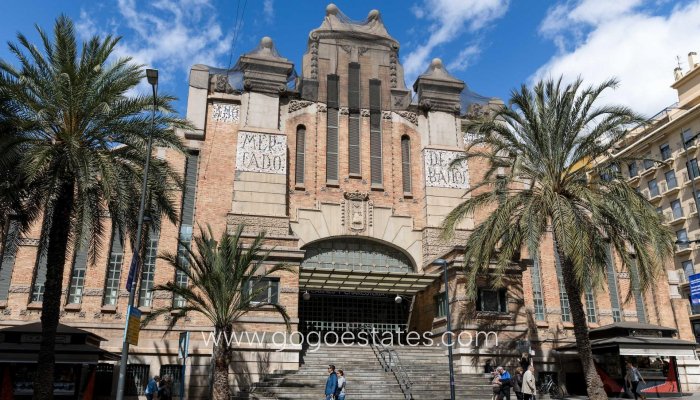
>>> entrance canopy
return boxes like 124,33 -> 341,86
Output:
556,322 -> 698,358
0,322 -> 119,364
299,266 -> 438,294
557,336 -> 698,358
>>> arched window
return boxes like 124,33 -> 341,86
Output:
295,125 -> 306,185
302,237 -> 413,273
401,135 -> 411,194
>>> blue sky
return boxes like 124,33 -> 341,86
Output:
1,0 -> 698,117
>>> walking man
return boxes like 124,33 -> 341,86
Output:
144,375 -> 160,400
522,365 -> 536,400
325,364 -> 338,400
498,366 -> 512,400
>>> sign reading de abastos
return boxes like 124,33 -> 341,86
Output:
423,149 -> 470,189
236,131 -> 287,175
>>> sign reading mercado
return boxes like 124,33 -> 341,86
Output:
236,131 -> 287,174
423,149 -> 470,189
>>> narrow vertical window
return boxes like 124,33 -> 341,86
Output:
326,74 -> 339,183
628,258 -> 647,323
174,151 -> 199,307
67,237 -> 88,304
553,247 -> 571,322
103,227 -> 123,306
369,79 -> 382,186
295,125 -> 306,185
138,226 -> 160,308
401,136 -> 411,194
30,238 -> 48,302
605,245 -> 622,322
530,254 -> 545,321
0,219 -> 20,301
585,285 -> 597,323
348,63 -> 361,176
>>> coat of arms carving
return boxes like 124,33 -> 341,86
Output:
341,191 -> 372,233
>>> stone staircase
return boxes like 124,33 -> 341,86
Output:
234,343 -> 493,399
388,345 -> 493,399
234,344 -> 405,399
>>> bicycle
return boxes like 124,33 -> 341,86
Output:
537,374 -> 564,399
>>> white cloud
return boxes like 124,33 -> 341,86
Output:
446,44 -> 481,72
263,0 -> 274,23
403,0 -> 509,83
77,0 -> 234,92
533,0 -> 700,116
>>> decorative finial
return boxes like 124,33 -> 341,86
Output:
431,58 -> 443,68
261,36 -> 273,49
326,3 -> 339,16
368,9 -> 380,20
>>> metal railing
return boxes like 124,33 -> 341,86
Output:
365,325 -> 412,400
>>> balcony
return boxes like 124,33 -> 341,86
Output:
627,173 -> 640,184
661,180 -> 681,197
664,210 -> 686,226
675,241 -> 693,256
678,139 -> 698,156
641,165 -> 657,177
643,188 -> 663,203
682,171 -> 700,187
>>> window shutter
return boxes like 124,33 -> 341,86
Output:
327,74 -> 339,109
369,79 -> 382,185
327,74 -> 340,182
401,136 -> 411,193
349,114 -> 360,175
181,151 -> 199,226
326,108 -> 339,182
0,220 -> 20,300
348,63 -> 360,111
295,126 -> 306,184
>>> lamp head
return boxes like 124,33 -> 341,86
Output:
146,69 -> 159,86
435,258 -> 447,267
394,295 -> 402,304
302,291 -> 311,301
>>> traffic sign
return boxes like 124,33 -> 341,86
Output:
124,306 -> 142,346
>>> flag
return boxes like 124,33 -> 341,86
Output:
125,253 -> 140,292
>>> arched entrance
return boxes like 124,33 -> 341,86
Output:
298,237 -> 434,340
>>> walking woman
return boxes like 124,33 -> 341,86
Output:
491,370 -> 502,400
336,369 -> 346,400
625,362 -> 647,400
513,367 -> 524,400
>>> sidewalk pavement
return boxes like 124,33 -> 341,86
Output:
559,394 -> 700,400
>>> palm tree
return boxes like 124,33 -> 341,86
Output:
0,16 -> 188,399
143,224 -> 294,400
442,77 -> 673,400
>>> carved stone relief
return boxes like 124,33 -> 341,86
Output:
288,100 -> 314,113
341,191 -> 373,233
423,149 -> 470,189
397,111 -> 418,125
211,103 -> 240,124
235,131 -> 287,175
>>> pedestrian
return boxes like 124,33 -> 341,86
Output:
144,375 -> 160,400
513,367 -> 524,400
325,364 -> 338,400
336,369 -> 346,400
498,366 -> 512,400
522,365 -> 536,400
519,353 -> 530,370
158,375 -> 172,400
626,362 -> 647,400
491,370 -> 502,400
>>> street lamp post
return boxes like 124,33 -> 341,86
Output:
436,258 -> 456,400
115,69 -> 158,400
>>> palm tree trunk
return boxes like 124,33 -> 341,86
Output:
212,325 -> 232,400
555,244 -> 607,400
33,180 -> 74,400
